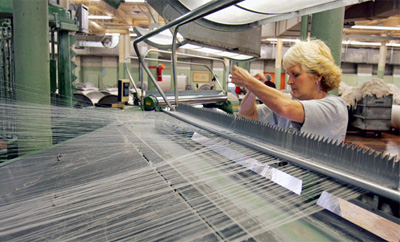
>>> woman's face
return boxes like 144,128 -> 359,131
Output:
286,64 -> 318,100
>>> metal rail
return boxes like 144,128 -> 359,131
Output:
124,54 -> 226,108
143,49 -> 227,93
154,95 -> 227,106
132,0 -> 244,110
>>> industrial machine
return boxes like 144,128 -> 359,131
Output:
0,0 -> 398,241
0,104 -> 398,241
48,4 -> 79,106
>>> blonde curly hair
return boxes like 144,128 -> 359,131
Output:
283,40 -> 342,92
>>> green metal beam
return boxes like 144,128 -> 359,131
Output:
0,0 -> 12,15
48,4 -> 79,31
310,8 -> 344,67
58,31 -> 77,107
13,0 -> 52,155
300,15 -> 309,41
310,7 -> 345,95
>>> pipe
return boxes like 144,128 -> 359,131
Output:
124,56 -> 224,104
156,95 -> 227,106
172,27 -> 179,108
133,0 -> 244,110
143,49 -> 227,93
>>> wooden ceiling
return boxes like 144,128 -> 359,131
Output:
69,0 -> 165,34
343,16 -> 400,39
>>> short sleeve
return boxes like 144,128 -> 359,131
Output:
299,95 -> 348,142
256,104 -> 293,130
256,104 -> 275,125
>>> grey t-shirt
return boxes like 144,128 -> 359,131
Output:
256,94 -> 348,142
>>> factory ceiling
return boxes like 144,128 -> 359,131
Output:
68,0 -> 400,49
68,0 -> 164,34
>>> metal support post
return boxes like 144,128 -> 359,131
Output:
13,0 -> 52,155
310,7 -> 344,95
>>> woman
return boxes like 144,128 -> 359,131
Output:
231,40 -> 348,142
264,74 -> 276,88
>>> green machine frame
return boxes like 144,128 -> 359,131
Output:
0,1 -> 79,107
48,4 -> 79,107
0,1 -> 79,161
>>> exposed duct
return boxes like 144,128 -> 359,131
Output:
147,0 -> 262,57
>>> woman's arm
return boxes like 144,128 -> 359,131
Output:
231,66 -> 305,123
239,92 -> 258,120
238,72 -> 267,120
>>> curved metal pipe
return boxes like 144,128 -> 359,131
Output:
133,44 -> 174,110
172,26 -> 180,108
133,0 -> 242,110
125,56 -> 226,109
143,49 -> 227,93
125,57 -> 222,87
124,61 -> 139,97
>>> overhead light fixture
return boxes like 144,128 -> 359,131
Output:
261,38 -> 400,48
351,25 -> 400,31
134,27 -> 186,49
88,15 -> 113,20
105,33 -> 120,36
263,38 -> 301,43
179,43 -> 254,60
197,47 -> 223,54
342,40 -> 381,47
179,43 -> 201,50
342,40 -> 400,47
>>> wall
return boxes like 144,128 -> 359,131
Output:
75,45 -> 228,91
73,43 -> 400,90
259,44 -> 400,88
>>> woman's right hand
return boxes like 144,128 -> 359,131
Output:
231,65 -> 267,87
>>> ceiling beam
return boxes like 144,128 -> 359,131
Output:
345,0 -> 400,21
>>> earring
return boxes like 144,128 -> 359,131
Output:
316,81 -> 321,93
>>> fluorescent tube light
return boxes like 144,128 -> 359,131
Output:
351,25 -> 400,31
198,47 -> 223,54
263,38 -> 300,43
105,33 -> 120,36
179,44 -> 202,50
179,43 -> 254,60
341,40 -> 400,47
88,15 -> 113,20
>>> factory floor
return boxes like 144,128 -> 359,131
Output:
345,130 -> 400,159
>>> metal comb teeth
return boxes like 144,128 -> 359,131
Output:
175,103 -> 399,190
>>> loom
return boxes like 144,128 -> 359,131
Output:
1,0 -> 399,241
0,104 -> 399,241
